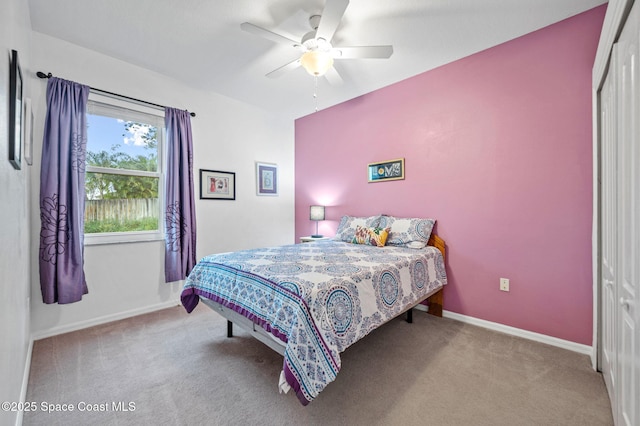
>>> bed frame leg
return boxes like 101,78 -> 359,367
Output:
427,289 -> 444,317
406,308 -> 413,323
227,320 -> 233,338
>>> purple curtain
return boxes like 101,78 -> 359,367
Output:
39,78 -> 90,304
164,107 -> 196,282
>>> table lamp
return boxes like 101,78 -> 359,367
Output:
309,205 -> 325,238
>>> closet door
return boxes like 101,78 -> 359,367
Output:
599,43 -> 618,409
616,3 -> 639,424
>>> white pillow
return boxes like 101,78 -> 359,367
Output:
407,241 -> 427,249
334,215 -> 382,242
379,216 -> 435,247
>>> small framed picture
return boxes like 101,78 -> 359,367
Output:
368,158 -> 405,183
199,169 -> 235,200
256,162 -> 278,196
9,49 -> 23,170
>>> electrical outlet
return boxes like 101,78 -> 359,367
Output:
500,278 -> 510,292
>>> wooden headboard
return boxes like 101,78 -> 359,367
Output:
427,233 -> 445,260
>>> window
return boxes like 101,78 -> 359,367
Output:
84,93 -> 164,244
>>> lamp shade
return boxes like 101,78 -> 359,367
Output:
300,51 -> 334,76
310,205 -> 325,221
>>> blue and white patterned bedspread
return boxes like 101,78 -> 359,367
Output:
181,240 -> 447,405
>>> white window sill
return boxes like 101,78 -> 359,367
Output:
84,231 -> 164,246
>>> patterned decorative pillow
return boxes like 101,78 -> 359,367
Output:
334,215 -> 382,242
351,225 -> 390,247
378,216 -> 435,247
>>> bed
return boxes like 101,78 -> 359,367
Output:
181,215 -> 447,405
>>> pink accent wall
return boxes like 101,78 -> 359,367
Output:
294,6 -> 606,345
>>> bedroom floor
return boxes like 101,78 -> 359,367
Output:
23,306 -> 613,426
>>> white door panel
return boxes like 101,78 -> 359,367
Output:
615,4 -> 639,424
600,43 -> 617,405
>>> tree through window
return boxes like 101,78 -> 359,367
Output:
85,98 -> 164,237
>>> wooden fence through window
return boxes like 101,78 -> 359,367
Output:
85,198 -> 159,222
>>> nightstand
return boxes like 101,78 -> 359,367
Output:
300,236 -> 331,243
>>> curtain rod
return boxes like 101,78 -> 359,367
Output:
36,71 -> 196,117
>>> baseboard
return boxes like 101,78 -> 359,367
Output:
31,300 -> 181,341
29,301 -> 590,354
413,305 -> 591,355
414,304 -> 429,312
16,337 -> 34,426
441,310 -> 592,355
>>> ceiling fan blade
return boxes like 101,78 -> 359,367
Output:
315,0 -> 349,42
241,22 -> 300,48
333,45 -> 394,59
266,58 -> 301,78
324,66 -> 343,86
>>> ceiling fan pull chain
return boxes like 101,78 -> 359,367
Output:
314,75 -> 319,112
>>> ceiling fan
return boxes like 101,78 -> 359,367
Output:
241,0 -> 393,84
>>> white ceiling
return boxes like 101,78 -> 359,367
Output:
27,0 -> 606,119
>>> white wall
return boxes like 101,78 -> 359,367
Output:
0,1 -> 32,425
29,32 -> 295,338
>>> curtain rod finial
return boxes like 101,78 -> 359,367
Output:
36,71 -> 52,79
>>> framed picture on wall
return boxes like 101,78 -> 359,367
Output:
199,169 -> 236,200
256,162 -> 278,196
9,49 -> 23,170
367,158 -> 405,183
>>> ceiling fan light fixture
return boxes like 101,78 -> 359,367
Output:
300,50 -> 334,76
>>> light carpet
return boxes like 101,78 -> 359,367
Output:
23,305 -> 613,426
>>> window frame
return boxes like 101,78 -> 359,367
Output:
83,92 -> 165,246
